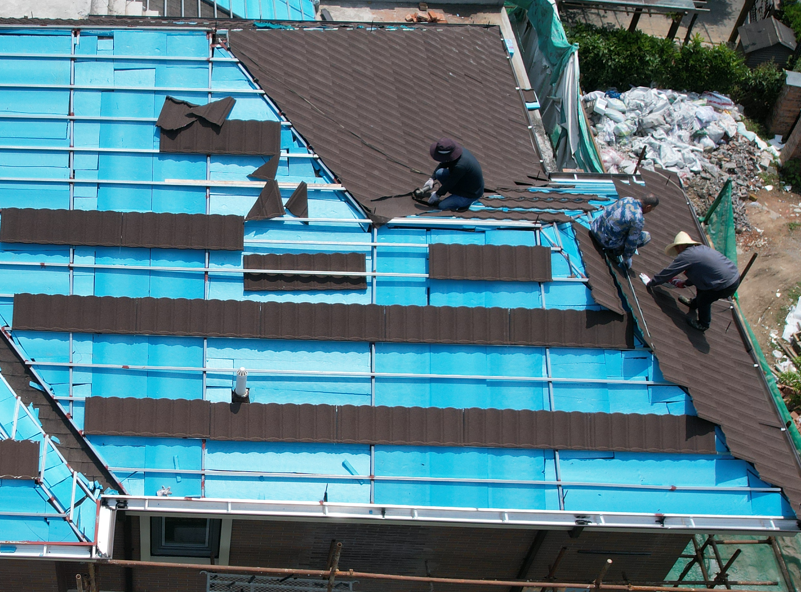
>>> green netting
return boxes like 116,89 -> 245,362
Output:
705,179 -> 737,265
507,0 -> 604,173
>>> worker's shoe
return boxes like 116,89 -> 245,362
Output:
677,295 -> 694,308
686,318 -> 709,332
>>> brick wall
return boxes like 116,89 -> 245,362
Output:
0,559 -> 59,590
0,518 -> 691,592
769,79 -> 801,137
227,519 -> 690,592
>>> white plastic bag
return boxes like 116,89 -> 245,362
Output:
605,108 -> 625,123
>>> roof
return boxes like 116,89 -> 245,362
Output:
229,26 -> 547,223
0,23 -> 797,564
739,16 -> 797,53
604,168 -> 801,516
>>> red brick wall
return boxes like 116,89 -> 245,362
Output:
0,559 -> 59,591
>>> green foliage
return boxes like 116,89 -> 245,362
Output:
781,159 -> 801,188
790,222 -> 801,231
566,24 -> 785,121
780,370 -> 801,393
781,1 -> 801,40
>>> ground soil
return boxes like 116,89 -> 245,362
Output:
735,189 -> 801,356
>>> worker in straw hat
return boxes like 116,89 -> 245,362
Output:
646,231 -> 739,332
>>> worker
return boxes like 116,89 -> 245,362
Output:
590,192 -> 659,269
418,138 -> 484,211
646,231 -> 740,332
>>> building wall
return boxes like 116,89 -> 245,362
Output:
769,73 -> 801,137
0,517 -> 691,592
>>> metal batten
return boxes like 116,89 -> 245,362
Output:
103,468 -> 777,493
0,259 -> 588,282
0,145 -> 317,157
26,359 -> 672,386
0,82 -> 263,93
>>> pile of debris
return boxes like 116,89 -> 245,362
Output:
583,87 -> 780,232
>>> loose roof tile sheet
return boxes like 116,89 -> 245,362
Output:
244,253 -> 367,291
83,398 -> 718,453
608,168 -> 801,515
0,440 -> 39,480
159,119 -> 281,155
229,27 -> 546,223
13,294 -> 634,348
428,244 -> 552,282
572,223 -> 626,316
0,209 -> 244,251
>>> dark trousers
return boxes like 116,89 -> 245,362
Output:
687,280 -> 739,327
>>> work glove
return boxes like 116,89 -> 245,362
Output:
422,178 -> 434,191
669,277 -> 686,289
427,192 -> 439,205
619,257 -> 632,271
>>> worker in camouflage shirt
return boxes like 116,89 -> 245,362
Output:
590,193 -> 659,269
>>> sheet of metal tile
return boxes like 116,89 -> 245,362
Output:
121,212 -> 244,251
0,440 -> 39,480
572,223 -> 626,316
428,244 -> 552,282
0,208 -> 124,246
244,253 -> 367,291
14,295 -> 631,349
229,28 -> 546,224
608,168 -> 801,515
84,397 -> 211,438
83,399 -> 716,453
509,309 -> 633,348
159,119 -> 281,156
246,180 -> 285,220
0,209 -> 242,250
209,402 -> 336,442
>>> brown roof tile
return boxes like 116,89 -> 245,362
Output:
228,27 -> 546,224
0,440 -> 39,480
81,398 -> 717,453
608,169 -> 801,515
0,209 -> 243,251
159,118 -> 281,156
572,222 -> 626,316
244,253 -> 367,291
428,244 -> 552,282
14,294 -> 634,349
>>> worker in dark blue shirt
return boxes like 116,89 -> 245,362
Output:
647,231 -> 740,332
420,138 -> 484,211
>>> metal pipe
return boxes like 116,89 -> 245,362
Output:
595,559 -> 612,588
103,467 -> 781,493
0,176 -> 340,191
327,542 -> 343,592
0,83 -> 263,93
96,559 -> 769,592
0,258 -> 587,282
0,52 -> 238,62
28,360 -> 673,387
769,536 -> 797,592
0,145 -> 317,157
0,113 -> 291,125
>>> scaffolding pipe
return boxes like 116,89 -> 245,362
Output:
96,559 -> 773,592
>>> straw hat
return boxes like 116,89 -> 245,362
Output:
664,231 -> 701,257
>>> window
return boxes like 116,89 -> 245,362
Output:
150,517 -> 222,558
